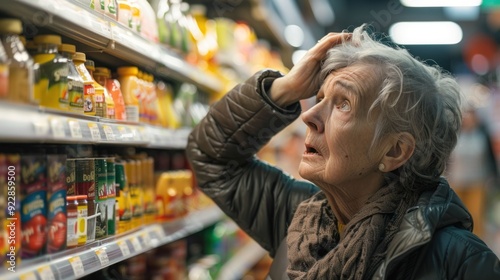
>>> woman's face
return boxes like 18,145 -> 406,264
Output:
299,64 -> 385,191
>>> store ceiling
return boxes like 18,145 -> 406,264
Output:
186,0 -> 498,73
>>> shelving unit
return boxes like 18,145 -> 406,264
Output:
0,0 -> 272,278
0,0 -> 223,94
0,206 -> 224,280
0,101 -> 191,149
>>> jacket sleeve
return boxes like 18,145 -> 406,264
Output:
186,69 -> 319,257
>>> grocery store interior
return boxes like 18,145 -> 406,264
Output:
1,0 -> 500,279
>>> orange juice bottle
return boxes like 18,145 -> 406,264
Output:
33,35 -> 68,110
73,52 -> 96,116
115,160 -> 132,234
116,66 -> 140,123
145,74 -> 160,126
127,160 -> 143,229
85,60 -> 113,119
142,157 -> 155,224
136,70 -> 148,123
94,67 -> 127,121
156,80 -> 180,128
58,44 -> 84,114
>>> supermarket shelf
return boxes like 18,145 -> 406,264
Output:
1,206 -> 224,280
218,239 -> 268,280
0,101 -> 192,149
0,0 -> 223,94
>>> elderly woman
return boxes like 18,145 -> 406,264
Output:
186,25 -> 500,279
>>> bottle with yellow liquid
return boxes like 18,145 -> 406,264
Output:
137,70 -> 148,124
94,67 -> 127,121
127,159 -> 143,229
0,19 -> 35,104
140,157 -> 155,224
33,35 -> 68,110
115,160 -> 132,234
90,65 -> 115,119
117,66 -> 140,123
85,59 -> 113,118
73,52 -> 96,116
156,80 -> 180,128
58,44 -> 84,114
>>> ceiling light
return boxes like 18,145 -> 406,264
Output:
389,21 -> 463,45
400,0 -> 482,7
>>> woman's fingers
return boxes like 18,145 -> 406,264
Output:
307,32 -> 352,61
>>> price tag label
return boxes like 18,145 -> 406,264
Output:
95,248 -> 110,266
103,125 -> 115,141
130,236 -> 142,253
33,119 -> 50,136
141,232 -> 150,247
118,240 -> 130,257
68,120 -> 83,139
117,126 -> 129,141
50,118 -> 66,138
20,272 -> 37,280
37,266 -> 56,280
69,256 -> 85,277
88,122 -> 101,141
154,226 -> 166,239
130,127 -> 142,141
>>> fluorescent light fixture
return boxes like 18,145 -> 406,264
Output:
389,21 -> 463,45
400,0 -> 482,7
284,25 -> 305,47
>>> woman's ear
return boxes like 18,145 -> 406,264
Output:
381,132 -> 415,172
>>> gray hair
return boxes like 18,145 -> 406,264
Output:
320,25 -> 463,191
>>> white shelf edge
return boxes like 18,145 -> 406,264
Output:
0,206 -> 224,280
0,101 -> 193,149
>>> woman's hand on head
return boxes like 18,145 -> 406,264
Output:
269,32 -> 351,107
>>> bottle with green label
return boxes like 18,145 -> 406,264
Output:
33,35 -> 69,111
58,44 -> 84,114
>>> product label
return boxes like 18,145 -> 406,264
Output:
47,154 -> 67,254
66,160 -> 76,196
77,204 -> 87,245
83,84 -> 96,114
66,210 -> 78,247
68,79 -> 84,113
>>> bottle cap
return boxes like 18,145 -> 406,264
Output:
73,52 -> 86,62
33,34 -> 62,46
58,43 -> 76,54
0,19 -> 23,34
117,66 -> 138,76
85,59 -> 95,71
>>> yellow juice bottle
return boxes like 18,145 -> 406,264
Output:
117,66 -> 140,123
73,52 -> 96,116
58,44 -> 84,114
85,60 -> 113,118
92,67 -> 115,119
115,160 -> 132,234
127,160 -> 143,229
142,157 -> 155,224
33,35 -> 68,111
95,67 -> 127,121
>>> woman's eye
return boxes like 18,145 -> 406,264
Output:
338,100 -> 351,111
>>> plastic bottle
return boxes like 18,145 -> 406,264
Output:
33,34 -> 68,110
85,59 -> 113,118
89,64 -> 115,119
115,160 -> 132,234
137,70 -> 148,123
116,66 -> 140,123
129,0 -> 142,33
73,52 -> 96,116
0,19 -> 35,104
58,44 -> 84,114
94,67 -> 127,121
145,74 -> 160,125
117,0 -> 133,29
156,80 -> 180,128
127,159 -> 143,229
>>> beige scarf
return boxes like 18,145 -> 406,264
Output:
287,181 -> 417,279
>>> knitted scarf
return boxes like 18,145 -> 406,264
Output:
287,181 -> 417,279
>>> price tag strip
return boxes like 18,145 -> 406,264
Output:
19,272 -> 37,280
50,117 -> 66,138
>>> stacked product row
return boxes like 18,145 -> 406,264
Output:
0,148 -> 208,272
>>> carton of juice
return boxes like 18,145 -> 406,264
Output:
46,154 -> 67,253
20,154 -> 47,259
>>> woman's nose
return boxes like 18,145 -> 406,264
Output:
301,106 -> 324,133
